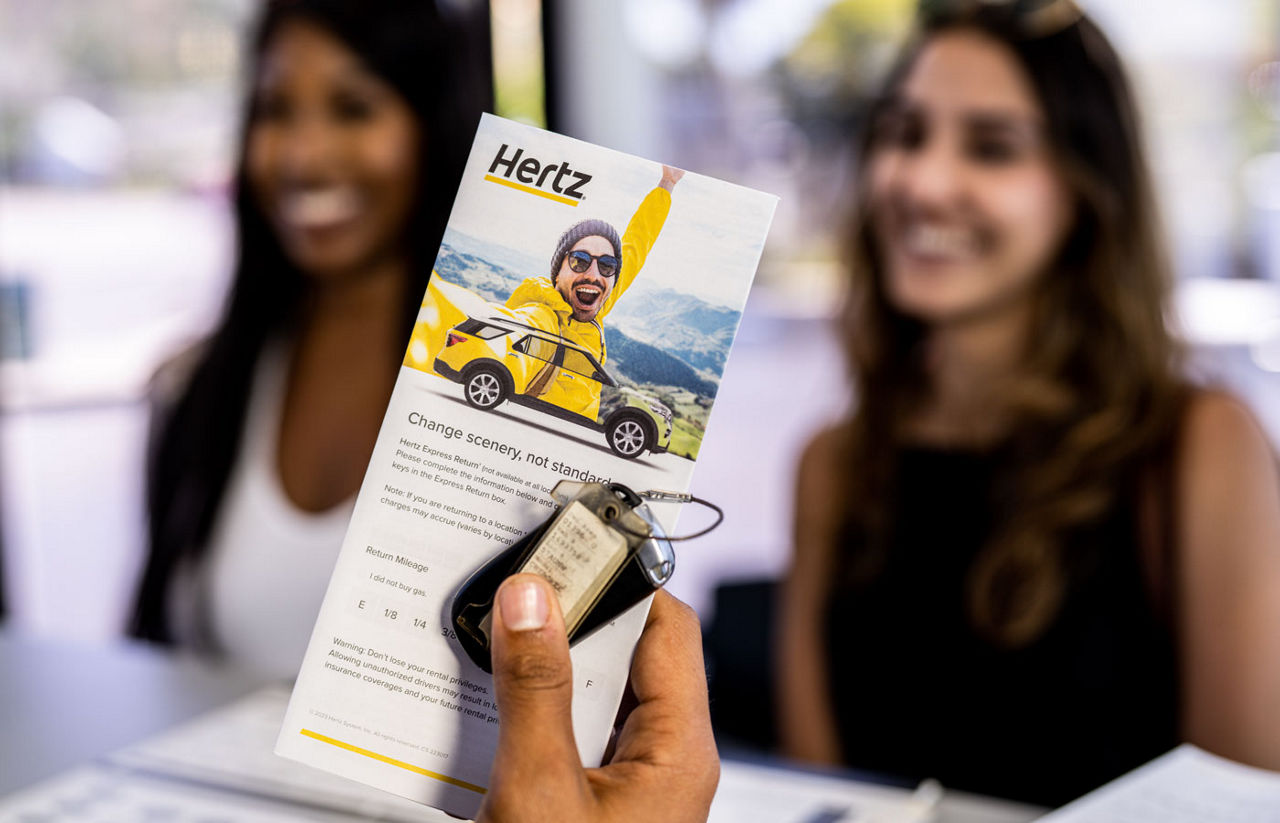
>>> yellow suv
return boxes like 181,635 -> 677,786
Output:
432,314 -> 674,460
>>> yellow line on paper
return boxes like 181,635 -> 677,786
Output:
483,174 -> 580,206
299,728 -> 487,795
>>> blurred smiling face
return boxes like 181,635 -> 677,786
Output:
556,235 -> 618,322
247,19 -> 420,280
866,29 -> 1074,327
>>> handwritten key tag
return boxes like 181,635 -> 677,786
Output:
451,481 -> 674,672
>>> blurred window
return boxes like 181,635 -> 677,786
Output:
561,346 -> 599,379
550,0 -> 1280,296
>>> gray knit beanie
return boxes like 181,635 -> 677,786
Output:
549,219 -> 622,283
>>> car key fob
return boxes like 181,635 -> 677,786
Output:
450,481 -> 675,673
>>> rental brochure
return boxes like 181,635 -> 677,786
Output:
276,113 -> 778,819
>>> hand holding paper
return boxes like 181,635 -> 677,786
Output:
480,576 -> 718,823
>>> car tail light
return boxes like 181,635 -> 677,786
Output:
445,332 -> 468,347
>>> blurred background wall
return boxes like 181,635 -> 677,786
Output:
2,0 -> 1279,642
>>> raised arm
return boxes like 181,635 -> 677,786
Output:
1176,391 -> 1280,768
777,427 -> 845,763
598,165 -> 683,320
659,164 -> 685,193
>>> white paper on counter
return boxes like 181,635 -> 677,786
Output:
1036,744 -> 1280,823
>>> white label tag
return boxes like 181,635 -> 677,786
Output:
521,500 -> 629,631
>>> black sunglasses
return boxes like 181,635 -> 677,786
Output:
566,250 -> 620,278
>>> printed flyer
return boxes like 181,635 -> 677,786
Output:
276,114 -> 777,818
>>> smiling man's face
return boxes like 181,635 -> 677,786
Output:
556,235 -> 618,322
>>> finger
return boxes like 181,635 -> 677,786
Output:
611,591 -> 718,772
488,574 -> 582,779
592,591 -> 719,820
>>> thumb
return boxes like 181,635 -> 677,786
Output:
488,574 -> 581,776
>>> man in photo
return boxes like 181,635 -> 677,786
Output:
504,165 -> 684,420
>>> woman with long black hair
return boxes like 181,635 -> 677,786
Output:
129,0 -> 487,679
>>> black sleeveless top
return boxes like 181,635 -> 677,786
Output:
824,446 -> 1179,808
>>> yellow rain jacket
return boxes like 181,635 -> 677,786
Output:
503,186 -> 671,420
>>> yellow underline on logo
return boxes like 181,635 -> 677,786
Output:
484,174 -> 580,206
299,728 -> 487,795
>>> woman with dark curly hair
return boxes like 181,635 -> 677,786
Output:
779,0 -> 1280,806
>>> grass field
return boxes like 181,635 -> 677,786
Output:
629,383 -> 711,461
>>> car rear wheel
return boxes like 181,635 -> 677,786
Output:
606,414 -> 653,459
464,365 -> 508,410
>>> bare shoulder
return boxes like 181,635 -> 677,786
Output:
796,426 -> 846,503
799,425 -> 844,467
1177,388 -> 1280,572
792,425 -> 849,552
1183,389 -> 1274,453
1174,395 -> 1280,767
1179,389 -> 1278,495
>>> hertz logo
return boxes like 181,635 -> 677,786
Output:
484,143 -> 592,206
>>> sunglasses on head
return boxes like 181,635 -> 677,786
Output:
566,250 -> 620,278
917,0 -> 1081,36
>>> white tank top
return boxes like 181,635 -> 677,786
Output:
201,345 -> 355,681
